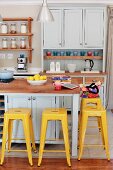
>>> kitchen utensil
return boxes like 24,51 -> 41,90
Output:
84,59 -> 94,71
67,64 -> 76,73
0,70 -> 14,79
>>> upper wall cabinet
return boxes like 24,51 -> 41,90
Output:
43,7 -> 105,49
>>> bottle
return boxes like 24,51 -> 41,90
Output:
56,62 -> 60,72
20,23 -> 27,33
50,62 -> 55,72
1,23 -> 8,33
10,23 -> 17,34
11,38 -> 17,49
2,38 -> 8,48
20,37 -> 26,49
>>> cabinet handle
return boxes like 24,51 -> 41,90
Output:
80,43 -> 82,45
85,43 -> 87,45
28,97 -> 31,101
59,43 -> 62,46
32,97 -> 36,100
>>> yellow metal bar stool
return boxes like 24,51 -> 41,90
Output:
0,108 -> 36,166
38,108 -> 71,167
78,98 -> 110,161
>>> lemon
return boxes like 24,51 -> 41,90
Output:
40,76 -> 44,80
43,75 -> 47,80
27,76 -> 34,81
34,76 -> 40,81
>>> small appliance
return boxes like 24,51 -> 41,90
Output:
84,59 -> 94,71
17,54 -> 27,72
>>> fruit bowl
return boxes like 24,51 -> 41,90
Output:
27,79 -> 47,85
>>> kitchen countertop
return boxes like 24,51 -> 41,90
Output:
0,78 -> 80,94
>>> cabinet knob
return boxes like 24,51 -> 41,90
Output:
80,43 -> 82,45
28,97 -> 31,100
32,97 -> 36,100
59,43 -> 62,45
85,43 -> 87,45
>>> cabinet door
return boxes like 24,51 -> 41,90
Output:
43,9 -> 62,48
7,96 -> 31,141
64,9 -> 83,48
32,96 -> 56,141
84,8 -> 104,47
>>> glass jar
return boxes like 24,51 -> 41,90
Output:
11,38 -> 17,49
1,23 -> 8,33
20,37 -> 26,49
2,38 -> 8,48
10,23 -> 17,34
20,23 -> 27,33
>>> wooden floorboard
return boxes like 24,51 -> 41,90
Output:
0,158 -> 113,170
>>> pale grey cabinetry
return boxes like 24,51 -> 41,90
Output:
43,7 -> 106,72
6,95 -> 57,143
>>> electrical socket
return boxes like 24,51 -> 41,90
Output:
7,53 -> 13,59
0,54 -> 5,59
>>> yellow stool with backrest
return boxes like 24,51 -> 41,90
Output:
38,108 -> 71,167
0,108 -> 36,166
78,98 -> 110,160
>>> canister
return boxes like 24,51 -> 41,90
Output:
1,23 -> 8,33
10,23 -> 17,34
20,37 -> 26,49
2,38 -> 8,48
20,23 -> 27,33
11,38 -> 17,48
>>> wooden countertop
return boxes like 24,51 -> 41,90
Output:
0,78 -> 80,94
42,71 -> 107,76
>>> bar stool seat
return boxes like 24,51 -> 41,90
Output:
0,108 -> 36,166
78,98 -> 110,161
38,108 -> 71,167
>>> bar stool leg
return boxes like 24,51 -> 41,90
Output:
8,119 -> 13,152
101,112 -> 110,161
23,117 -> 33,166
29,116 -> 36,152
38,117 -> 48,167
78,113 -> 88,160
0,117 -> 9,165
61,116 -> 71,167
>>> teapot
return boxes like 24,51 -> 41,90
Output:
84,59 -> 94,71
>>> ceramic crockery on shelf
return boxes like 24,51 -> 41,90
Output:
80,51 -> 86,56
66,51 -> 71,56
60,51 -> 65,56
46,51 -> 52,56
73,51 -> 78,56
93,51 -> 99,56
87,51 -> 93,56
67,64 -> 76,73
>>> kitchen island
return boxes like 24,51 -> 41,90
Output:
0,78 -> 80,157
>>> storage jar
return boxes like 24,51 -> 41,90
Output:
2,38 -> 8,48
10,23 -> 17,34
20,37 -> 26,49
1,23 -> 8,33
20,23 -> 27,33
11,38 -> 17,48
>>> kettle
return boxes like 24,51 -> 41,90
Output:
84,59 -> 94,71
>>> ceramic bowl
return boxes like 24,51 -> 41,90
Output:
67,64 -> 76,73
27,80 -> 47,85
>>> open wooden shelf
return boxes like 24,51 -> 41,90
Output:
0,48 -> 33,51
44,55 -> 103,60
0,107 -> 5,111
3,17 -> 33,21
0,17 -> 33,63
0,33 -> 33,36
